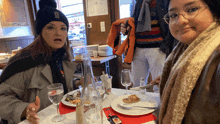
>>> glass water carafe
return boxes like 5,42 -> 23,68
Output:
76,49 -> 103,124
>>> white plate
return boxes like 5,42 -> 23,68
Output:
111,94 -> 158,116
61,90 -> 80,107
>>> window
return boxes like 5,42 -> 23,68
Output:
119,0 -> 136,62
0,0 -> 33,38
56,0 -> 87,46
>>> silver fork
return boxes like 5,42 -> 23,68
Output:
117,103 -> 158,110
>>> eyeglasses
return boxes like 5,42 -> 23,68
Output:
163,4 -> 208,24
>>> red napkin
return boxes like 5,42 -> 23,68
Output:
103,107 -> 157,124
59,102 -> 76,114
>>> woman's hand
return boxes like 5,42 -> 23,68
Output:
149,76 -> 161,87
22,96 -> 40,124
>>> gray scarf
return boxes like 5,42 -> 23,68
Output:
136,0 -> 152,32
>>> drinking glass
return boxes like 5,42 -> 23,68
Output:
121,69 -> 132,95
47,83 -> 65,122
95,82 -> 105,100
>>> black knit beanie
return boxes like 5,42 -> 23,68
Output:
35,0 -> 69,35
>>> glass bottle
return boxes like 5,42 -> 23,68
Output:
76,47 -> 103,124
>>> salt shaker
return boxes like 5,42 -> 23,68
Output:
139,77 -> 146,94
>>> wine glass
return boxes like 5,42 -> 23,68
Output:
121,69 -> 132,95
47,83 -> 65,122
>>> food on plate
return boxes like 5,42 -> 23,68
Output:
69,99 -> 81,104
122,94 -> 140,103
65,91 -> 90,104
65,91 -> 81,104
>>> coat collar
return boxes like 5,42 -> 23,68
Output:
41,64 -> 53,84
40,61 -> 76,91
63,61 -> 76,91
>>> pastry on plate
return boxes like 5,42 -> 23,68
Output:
122,94 -> 140,103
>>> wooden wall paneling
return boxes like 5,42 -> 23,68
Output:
87,16 -> 112,45
82,0 -> 125,88
110,0 -> 125,88
110,0 -> 119,23
83,0 -> 112,45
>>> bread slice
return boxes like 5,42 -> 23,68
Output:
122,94 -> 140,103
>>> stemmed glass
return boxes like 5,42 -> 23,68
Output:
121,69 -> 132,95
47,83 -> 65,122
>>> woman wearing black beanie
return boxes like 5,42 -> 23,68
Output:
0,0 -> 78,123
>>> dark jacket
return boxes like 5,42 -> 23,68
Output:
156,0 -> 178,56
183,45 -> 220,123
133,0 -> 178,56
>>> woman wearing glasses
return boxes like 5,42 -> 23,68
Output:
158,0 -> 220,123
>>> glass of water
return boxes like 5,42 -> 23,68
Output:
121,69 -> 132,95
47,83 -> 65,122
95,82 -> 105,100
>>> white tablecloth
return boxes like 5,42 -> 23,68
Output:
19,88 -> 160,124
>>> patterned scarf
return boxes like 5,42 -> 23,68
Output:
49,48 -> 68,94
159,22 -> 220,124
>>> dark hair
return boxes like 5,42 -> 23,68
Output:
168,0 -> 220,24
202,0 -> 220,24
18,35 -> 72,61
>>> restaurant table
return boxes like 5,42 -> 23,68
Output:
73,55 -> 117,75
19,88 -> 160,124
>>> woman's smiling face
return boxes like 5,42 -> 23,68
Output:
168,0 -> 214,44
41,21 -> 68,51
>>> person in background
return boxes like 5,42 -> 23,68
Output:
121,0 -> 177,91
158,0 -> 220,123
0,0 -> 80,123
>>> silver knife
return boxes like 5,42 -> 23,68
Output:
130,84 -> 154,91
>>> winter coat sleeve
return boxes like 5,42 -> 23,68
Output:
0,71 -> 30,124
